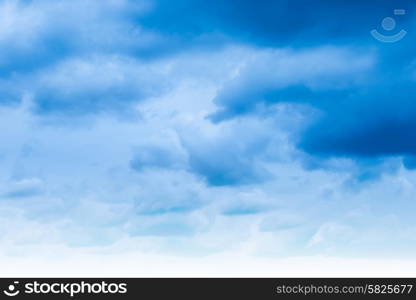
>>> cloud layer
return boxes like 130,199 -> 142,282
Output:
0,0 -> 416,268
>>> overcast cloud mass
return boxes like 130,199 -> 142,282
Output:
1,0 -> 416,275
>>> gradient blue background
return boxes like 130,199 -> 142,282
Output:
1,0 -> 416,265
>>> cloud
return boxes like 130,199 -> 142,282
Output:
129,112 -> 292,186
131,169 -> 206,215
0,0 -> 174,115
298,82 -> 416,159
1,0 -> 416,267
207,42 -> 416,173
140,0 -> 415,47
130,136 -> 188,171
0,0 -> 156,76
180,119 -> 272,186
136,0 -> 416,173
210,46 -> 375,121
1,178 -> 44,198
30,55 -> 168,116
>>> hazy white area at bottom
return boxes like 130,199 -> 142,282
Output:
1,251 -> 414,277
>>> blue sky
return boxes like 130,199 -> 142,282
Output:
1,0 -> 416,274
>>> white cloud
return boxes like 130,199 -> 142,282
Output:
0,26 -> 414,272
1,248 -> 416,277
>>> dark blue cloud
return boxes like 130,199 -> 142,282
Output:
140,0 -> 415,46
141,0 -> 416,169
299,86 -> 416,158
403,156 -> 416,169
212,58 -> 416,167
216,74 -> 416,169
199,0 -> 416,169
3,0 -> 416,171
